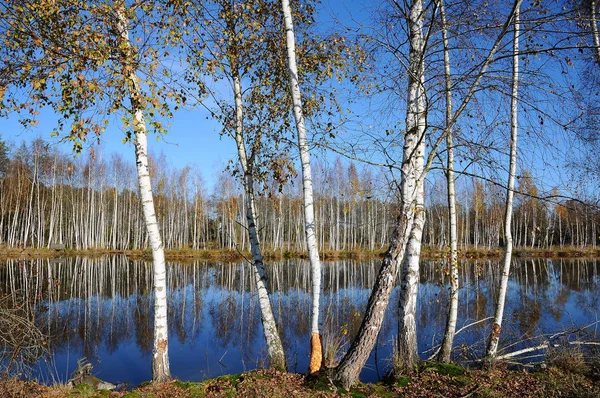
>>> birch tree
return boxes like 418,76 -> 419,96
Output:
437,0 -> 459,364
183,0 -> 293,370
280,0 -> 324,374
333,0 -> 522,386
486,1 -> 521,359
395,0 -> 427,371
591,1 -> 600,63
0,0 -> 186,382
225,0 -> 287,370
333,0 -> 427,384
113,3 -> 170,380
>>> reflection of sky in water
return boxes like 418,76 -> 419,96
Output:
0,257 -> 597,385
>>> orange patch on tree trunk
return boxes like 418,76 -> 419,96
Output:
492,323 -> 501,338
309,332 -> 323,374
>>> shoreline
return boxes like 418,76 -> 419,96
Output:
1,246 -> 600,261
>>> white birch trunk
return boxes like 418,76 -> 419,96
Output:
333,1 -> 424,385
115,7 -> 170,382
232,74 -> 286,371
486,3 -> 520,359
281,0 -> 323,373
397,0 -> 426,371
438,0 -> 459,363
591,1 -> 600,65
134,106 -> 171,382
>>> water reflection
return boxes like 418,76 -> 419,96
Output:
0,257 -> 597,384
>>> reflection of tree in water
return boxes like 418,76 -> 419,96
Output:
0,256 -> 598,379
548,288 -> 570,321
168,264 -> 205,346
575,285 -> 600,318
134,295 -> 153,354
278,292 -> 310,342
513,296 -> 542,336
240,290 -> 260,366
106,297 -> 134,355
208,292 -> 240,347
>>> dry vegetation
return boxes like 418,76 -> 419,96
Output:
1,362 -> 599,398
3,245 -> 600,263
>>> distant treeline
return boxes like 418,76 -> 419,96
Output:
0,139 -> 597,251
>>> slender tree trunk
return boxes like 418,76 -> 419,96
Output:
396,0 -> 427,371
437,0 -> 459,363
486,3 -> 520,359
281,0 -> 323,374
591,1 -> 600,65
115,7 -> 170,382
397,192 -> 424,370
232,72 -> 286,371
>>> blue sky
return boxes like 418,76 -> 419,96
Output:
0,97 -> 234,177
0,0 -> 589,198
0,0 -> 368,190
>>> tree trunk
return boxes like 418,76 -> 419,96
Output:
333,0 -> 425,384
437,0 -> 459,364
114,7 -> 170,382
591,0 -> 600,65
333,207 -> 415,388
281,0 -> 323,374
486,3 -> 520,359
396,0 -> 427,371
232,73 -> 286,371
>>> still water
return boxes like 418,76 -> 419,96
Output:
0,257 -> 598,385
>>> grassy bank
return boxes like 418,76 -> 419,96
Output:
2,245 -> 600,261
1,362 -> 599,397
0,246 -> 384,261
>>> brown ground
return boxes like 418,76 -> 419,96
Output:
1,363 -> 599,398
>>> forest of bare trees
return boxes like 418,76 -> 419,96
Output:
0,139 -> 597,252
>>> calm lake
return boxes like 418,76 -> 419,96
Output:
0,256 -> 598,386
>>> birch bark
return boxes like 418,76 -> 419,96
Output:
281,0 -> 323,373
437,0 -> 459,364
396,0 -> 426,371
232,73 -> 286,371
591,1 -> 600,64
114,6 -> 170,382
332,1 -> 425,384
486,3 -> 520,359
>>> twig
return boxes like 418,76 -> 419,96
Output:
496,343 -> 550,360
568,341 -> 600,347
425,317 -> 493,360
460,385 -> 483,398
496,341 -> 600,360
455,317 -> 493,336
218,350 -> 228,368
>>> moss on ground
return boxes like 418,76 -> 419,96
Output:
421,361 -> 466,377
66,383 -> 112,397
